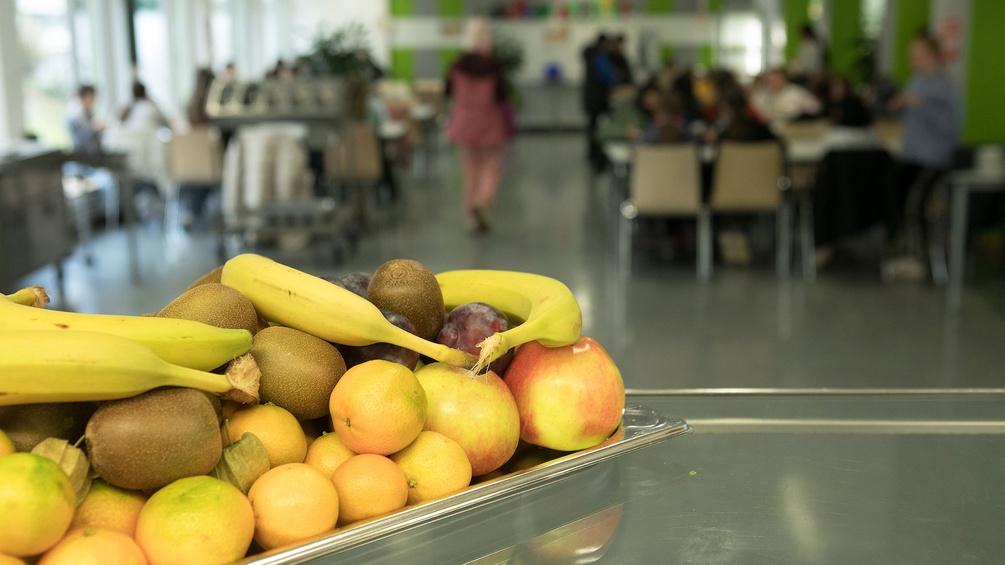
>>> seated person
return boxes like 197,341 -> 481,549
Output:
595,81 -> 683,144
750,68 -> 822,124
66,85 -> 104,156
820,76 -> 883,152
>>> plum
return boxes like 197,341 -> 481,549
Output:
320,272 -> 371,299
437,302 -> 514,375
340,310 -> 420,370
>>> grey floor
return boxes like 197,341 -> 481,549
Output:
15,133 -> 1005,389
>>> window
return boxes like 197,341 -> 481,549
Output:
17,0 -> 75,147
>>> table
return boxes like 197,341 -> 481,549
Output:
946,167 -> 1005,310
253,391 -> 1005,564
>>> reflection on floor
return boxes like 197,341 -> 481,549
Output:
14,134 -> 1005,389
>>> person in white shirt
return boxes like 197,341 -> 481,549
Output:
117,82 -> 170,131
750,68 -> 822,124
788,25 -> 824,79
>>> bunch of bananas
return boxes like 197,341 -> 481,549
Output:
0,253 -> 583,405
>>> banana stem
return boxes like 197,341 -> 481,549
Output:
167,353 -> 260,404
392,329 -> 478,369
5,286 -> 50,308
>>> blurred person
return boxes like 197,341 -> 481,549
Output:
219,62 -> 237,82
445,18 -> 510,233
187,68 -> 215,126
882,35 -> 962,280
820,76 -> 882,152
609,34 -> 634,85
596,80 -> 682,144
117,82 -> 170,131
750,68 -> 822,124
582,33 -> 616,173
788,25 -> 824,81
66,84 -> 103,156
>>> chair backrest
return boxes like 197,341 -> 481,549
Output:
102,126 -> 167,180
710,141 -> 785,212
629,144 -> 702,215
324,122 -> 383,182
167,126 -> 223,183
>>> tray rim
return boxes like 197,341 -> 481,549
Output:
241,404 -> 690,565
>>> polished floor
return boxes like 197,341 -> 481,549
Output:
15,133 -> 1005,389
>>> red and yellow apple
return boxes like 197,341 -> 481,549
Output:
414,362 -> 521,477
503,337 -> 625,451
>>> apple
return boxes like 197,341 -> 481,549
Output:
503,337 -> 625,451
414,363 -> 521,477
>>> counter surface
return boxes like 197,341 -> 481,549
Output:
256,392 -> 1005,564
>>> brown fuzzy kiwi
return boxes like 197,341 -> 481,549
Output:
158,282 -> 259,335
0,402 -> 99,452
250,326 -> 347,420
85,388 -> 223,491
366,259 -> 445,342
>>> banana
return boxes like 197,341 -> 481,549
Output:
435,270 -> 583,371
0,291 -> 252,371
0,330 -> 260,406
221,253 -> 478,368
5,286 -> 49,307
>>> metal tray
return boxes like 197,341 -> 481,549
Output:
241,405 -> 690,564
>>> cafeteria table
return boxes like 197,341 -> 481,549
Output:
244,390 -> 1005,565
946,167 -> 1005,310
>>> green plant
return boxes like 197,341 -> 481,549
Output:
305,23 -> 370,77
492,31 -> 524,81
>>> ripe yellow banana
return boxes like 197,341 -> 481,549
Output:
0,330 -> 260,406
435,270 -> 583,371
220,253 -> 478,368
0,291 -> 252,371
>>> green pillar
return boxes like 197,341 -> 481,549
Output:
891,0 -> 929,85
390,49 -> 415,81
439,0 -> 463,17
828,0 -> 863,84
784,0 -> 811,63
390,0 -> 413,17
964,0 -> 1005,143
648,0 -> 674,13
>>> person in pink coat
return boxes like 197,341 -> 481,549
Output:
445,19 -> 510,232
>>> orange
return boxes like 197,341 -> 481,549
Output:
329,454 -> 409,526
39,527 -> 148,565
69,479 -> 147,537
134,475 -> 254,565
0,554 -> 26,565
223,403 -> 307,467
304,432 -> 356,478
390,431 -> 472,505
328,360 -> 427,455
0,453 -> 75,557
0,429 -> 14,456
247,463 -> 339,550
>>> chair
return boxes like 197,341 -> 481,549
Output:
619,144 -> 711,279
324,122 -> 386,227
164,126 -> 223,232
709,141 -> 791,276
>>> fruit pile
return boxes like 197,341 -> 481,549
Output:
0,253 -> 626,565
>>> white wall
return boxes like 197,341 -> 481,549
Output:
283,0 -> 391,67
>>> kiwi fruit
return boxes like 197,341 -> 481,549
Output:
250,326 -> 347,420
0,402 -> 99,452
184,265 -> 224,292
158,282 -> 259,335
85,388 -> 223,491
367,259 -> 445,342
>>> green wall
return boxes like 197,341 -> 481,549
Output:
783,0 -> 811,63
963,0 -> 1005,143
648,0 -> 674,13
892,0 -> 929,84
390,49 -> 415,81
389,0 -> 413,18
828,0 -> 863,83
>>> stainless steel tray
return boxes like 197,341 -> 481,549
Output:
241,405 -> 690,565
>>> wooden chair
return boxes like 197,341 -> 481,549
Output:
619,144 -> 711,279
324,122 -> 386,227
165,126 -> 223,233
777,119 -> 830,141
709,141 -> 792,276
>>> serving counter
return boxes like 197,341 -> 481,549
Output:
248,391 -> 1005,564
